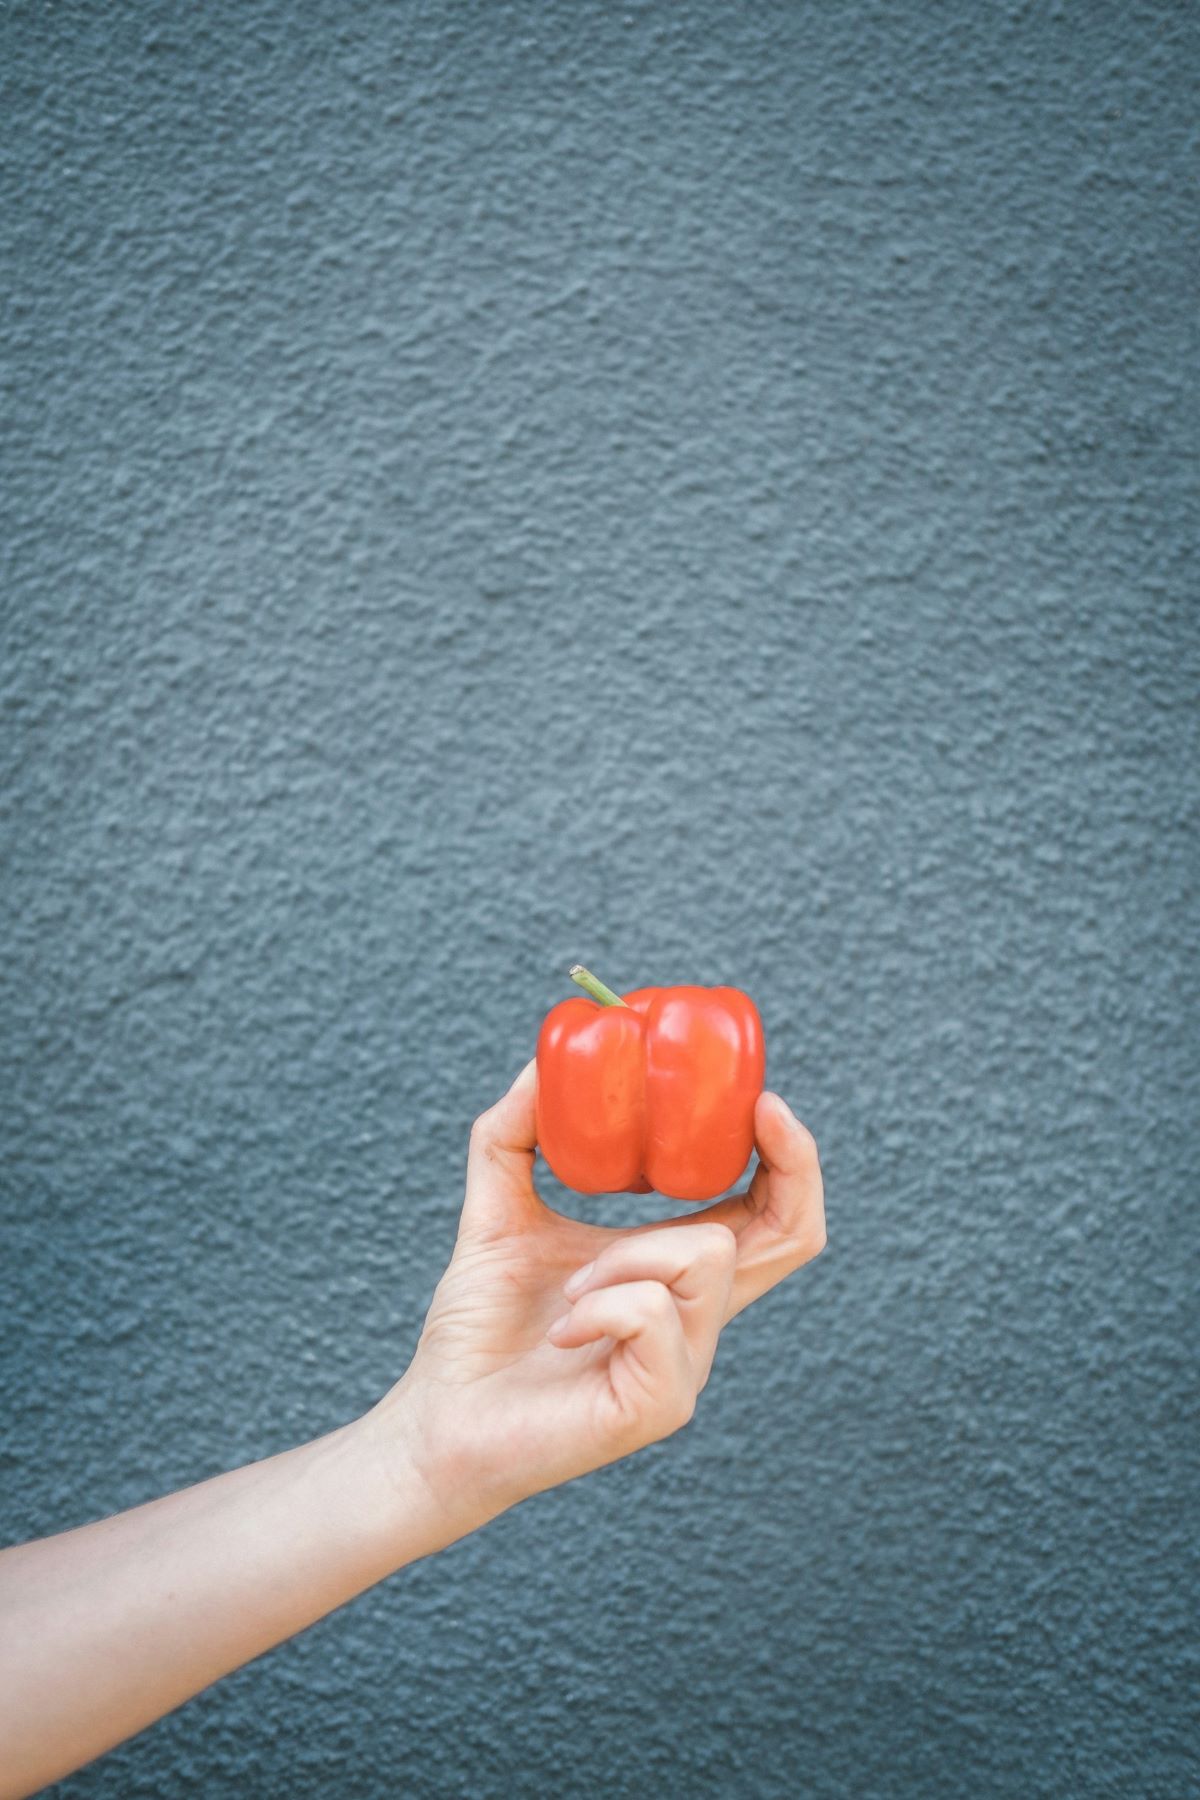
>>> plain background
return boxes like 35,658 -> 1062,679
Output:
2,2 -> 1197,1795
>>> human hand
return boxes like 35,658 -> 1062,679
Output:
0,1060 -> 820,1799
365,1060 -> 826,1536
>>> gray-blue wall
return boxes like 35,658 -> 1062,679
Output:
3,3 -> 1197,1794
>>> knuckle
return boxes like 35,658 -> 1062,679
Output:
786,1219 -> 827,1265
649,1385 -> 694,1440
589,1243 -> 620,1284
798,1126 -> 822,1172
469,1107 -> 496,1150
642,1281 -> 676,1329
671,1385 -> 697,1431
804,1208 -> 829,1258
698,1222 -> 738,1268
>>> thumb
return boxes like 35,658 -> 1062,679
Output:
459,1057 -> 542,1239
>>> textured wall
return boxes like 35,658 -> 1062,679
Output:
2,2 -> 1197,1794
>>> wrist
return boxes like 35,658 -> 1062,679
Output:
351,1373 -> 501,1565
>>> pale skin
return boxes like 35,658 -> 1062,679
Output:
0,1060 -> 826,1798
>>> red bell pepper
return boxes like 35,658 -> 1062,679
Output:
535,966 -> 765,1202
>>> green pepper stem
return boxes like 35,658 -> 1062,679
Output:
569,964 -> 629,1008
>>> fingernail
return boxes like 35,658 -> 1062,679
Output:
563,1260 -> 594,1299
546,1312 -> 571,1340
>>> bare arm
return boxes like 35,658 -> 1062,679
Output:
0,1064 -> 825,1797
0,1414 -> 469,1799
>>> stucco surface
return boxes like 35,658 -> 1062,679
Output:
2,2 -> 1197,1795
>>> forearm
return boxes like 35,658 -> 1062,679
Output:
0,1403 -> 473,1799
